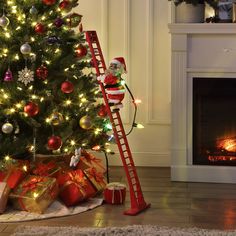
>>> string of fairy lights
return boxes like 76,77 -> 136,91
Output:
0,0 -> 144,160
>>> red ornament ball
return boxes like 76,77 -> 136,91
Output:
75,44 -> 87,58
42,0 -> 56,5
35,23 -> 46,34
59,0 -> 71,12
24,102 -> 39,117
61,81 -> 74,94
36,65 -> 48,80
47,135 -> 62,150
98,105 -> 107,117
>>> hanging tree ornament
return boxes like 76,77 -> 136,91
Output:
66,13 -> 82,28
50,112 -> 63,126
20,42 -> 31,55
34,23 -> 46,34
75,44 -> 87,58
79,115 -> 93,130
54,18 -> 64,28
46,35 -> 61,45
18,66 -> 34,86
0,14 -> 10,28
59,0 -> 72,12
98,104 -> 107,118
47,135 -> 62,150
2,122 -> 14,134
4,68 -> 13,82
29,5 -> 38,15
36,65 -> 48,80
24,101 -> 39,117
42,0 -> 57,5
61,81 -> 74,94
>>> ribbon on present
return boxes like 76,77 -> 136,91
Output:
87,167 -> 105,185
81,151 -> 105,172
33,161 -> 56,176
18,176 -> 45,211
106,182 -> 126,204
60,170 -> 87,197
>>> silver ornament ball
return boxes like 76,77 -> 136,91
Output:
2,122 -> 14,134
30,6 -> 38,15
0,15 -> 10,28
20,42 -> 31,55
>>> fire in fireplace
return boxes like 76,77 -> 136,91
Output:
193,77 -> 236,166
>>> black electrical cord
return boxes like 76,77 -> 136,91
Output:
124,83 -> 138,136
103,150 -> 110,183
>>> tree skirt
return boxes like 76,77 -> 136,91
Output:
12,225 -> 236,236
0,198 -> 103,223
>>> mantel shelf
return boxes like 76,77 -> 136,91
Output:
168,23 -> 236,34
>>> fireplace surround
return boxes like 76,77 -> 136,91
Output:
169,24 -> 236,183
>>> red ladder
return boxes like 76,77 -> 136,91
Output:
85,31 -> 150,215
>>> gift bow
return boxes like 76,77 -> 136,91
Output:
83,152 -> 102,165
87,167 -> 104,184
68,171 -> 87,187
33,162 -> 56,176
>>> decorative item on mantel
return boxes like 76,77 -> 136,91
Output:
169,0 -> 218,23
217,0 -> 233,22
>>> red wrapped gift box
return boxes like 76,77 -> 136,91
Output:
0,158 -> 29,189
57,169 -> 96,207
103,182 -> 126,204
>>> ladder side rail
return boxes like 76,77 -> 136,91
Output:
85,31 -> 107,75
114,112 -> 145,203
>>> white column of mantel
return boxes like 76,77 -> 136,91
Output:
171,33 -> 188,166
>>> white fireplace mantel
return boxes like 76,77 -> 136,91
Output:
169,23 -> 236,183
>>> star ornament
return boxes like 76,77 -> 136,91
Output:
18,67 -> 34,86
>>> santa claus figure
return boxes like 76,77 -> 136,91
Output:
97,57 -> 126,110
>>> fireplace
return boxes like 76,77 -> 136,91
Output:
169,23 -> 236,183
193,77 -> 236,166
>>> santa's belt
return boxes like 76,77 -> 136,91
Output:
104,83 -> 122,89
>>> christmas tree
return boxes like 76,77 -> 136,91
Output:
0,0 -> 110,160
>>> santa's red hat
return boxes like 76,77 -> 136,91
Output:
110,57 -> 126,72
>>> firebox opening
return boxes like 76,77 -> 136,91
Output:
193,77 -> 236,166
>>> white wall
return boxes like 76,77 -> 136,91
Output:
77,0 -> 171,166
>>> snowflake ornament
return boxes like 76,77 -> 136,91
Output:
18,67 -> 34,86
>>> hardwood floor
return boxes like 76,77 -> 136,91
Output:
1,167 -> 236,235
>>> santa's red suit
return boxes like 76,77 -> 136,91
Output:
98,73 -> 125,105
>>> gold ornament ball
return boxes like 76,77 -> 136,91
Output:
50,112 -> 63,126
79,115 -> 92,129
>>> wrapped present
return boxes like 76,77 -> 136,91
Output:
9,175 -> 59,214
0,158 -> 29,189
84,167 -> 107,192
0,182 -> 11,213
77,150 -> 106,173
32,161 -> 61,178
103,182 -> 126,205
57,169 -> 96,207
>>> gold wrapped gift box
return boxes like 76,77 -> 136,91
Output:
9,175 -> 59,214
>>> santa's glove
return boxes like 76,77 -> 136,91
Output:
97,75 -> 105,83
